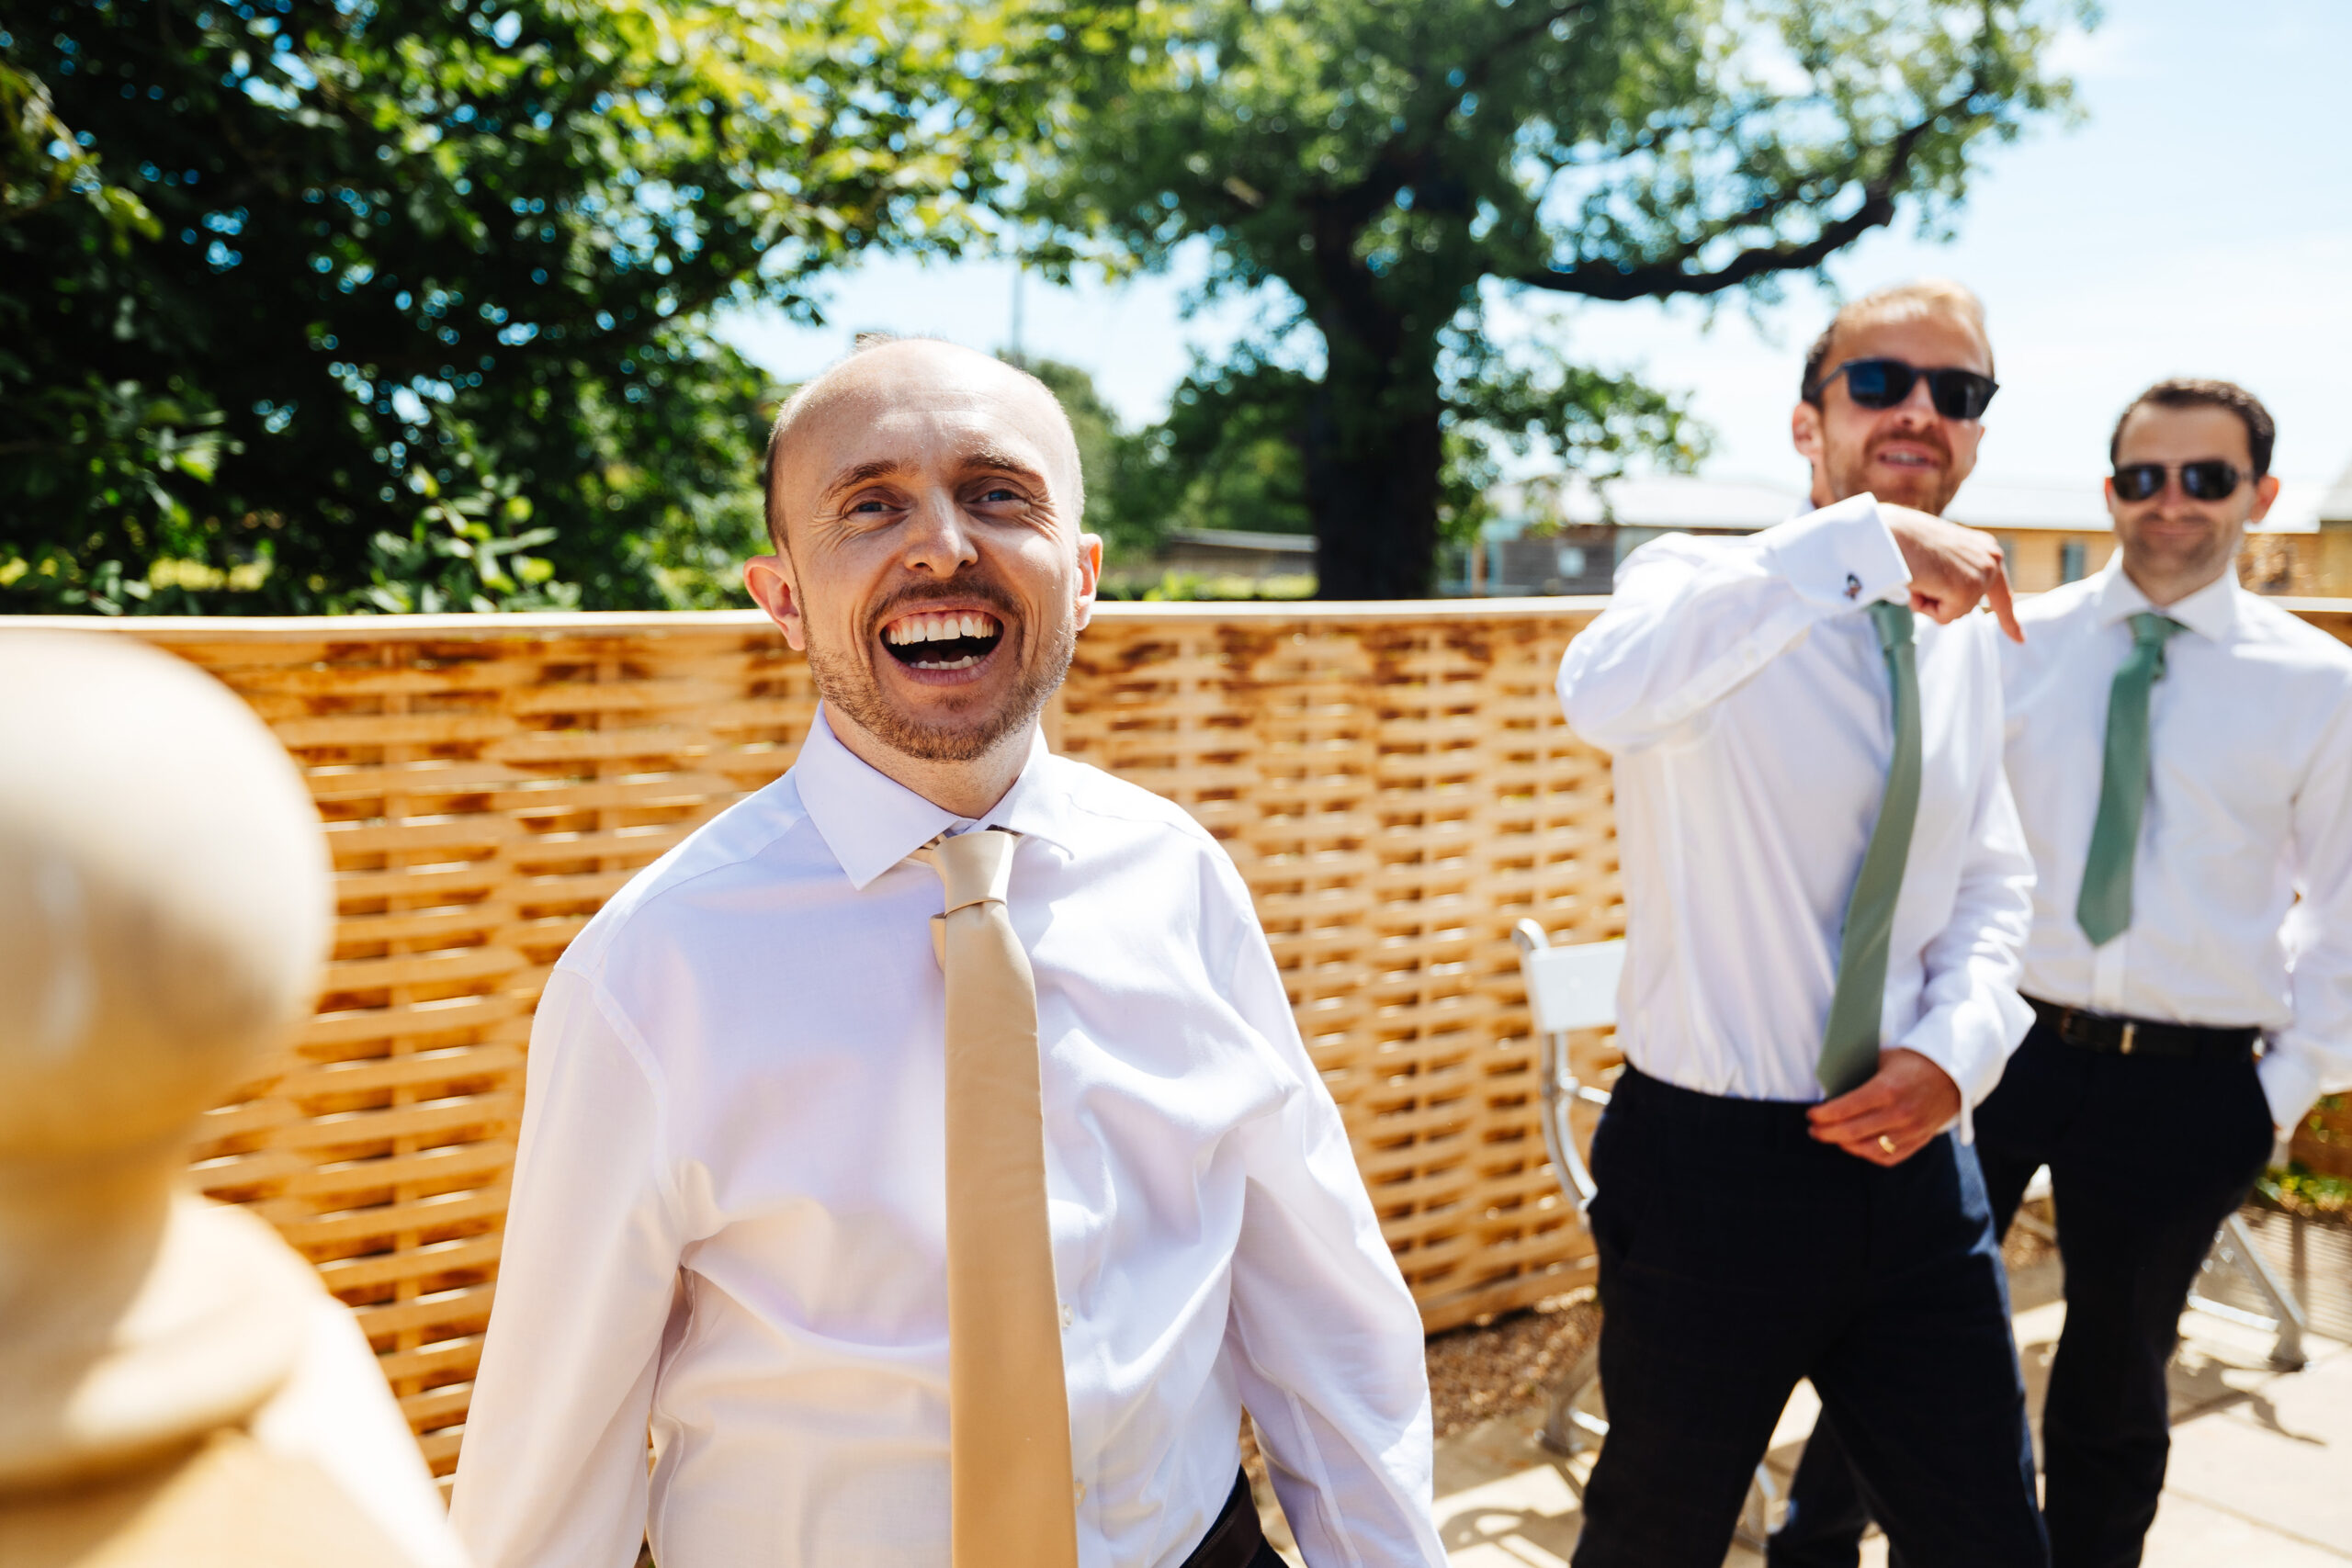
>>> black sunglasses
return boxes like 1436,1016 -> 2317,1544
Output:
1812,357 -> 2000,421
2112,460 -> 2252,503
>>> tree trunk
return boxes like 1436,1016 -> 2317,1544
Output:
1301,304 -> 1446,601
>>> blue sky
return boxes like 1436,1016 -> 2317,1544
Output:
718,0 -> 2352,490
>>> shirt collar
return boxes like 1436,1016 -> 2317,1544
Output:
792,705 -> 1069,890
2089,556 -> 2241,643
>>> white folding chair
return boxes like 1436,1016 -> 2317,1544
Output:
1512,919 -> 1781,1546
1513,919 -> 1622,1214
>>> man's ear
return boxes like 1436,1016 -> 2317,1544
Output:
744,552 -> 807,651
2249,473 -> 2282,525
1071,533 -> 1103,634
1791,400 -> 1824,465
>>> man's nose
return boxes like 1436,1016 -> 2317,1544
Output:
900,491 -> 979,575
1892,375 -> 1941,420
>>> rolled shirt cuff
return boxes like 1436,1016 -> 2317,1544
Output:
1888,1032 -> 1978,1145
1895,990 -> 2033,1146
1758,494 -> 1912,610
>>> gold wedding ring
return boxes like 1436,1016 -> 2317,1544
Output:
1877,1134 -> 1899,1156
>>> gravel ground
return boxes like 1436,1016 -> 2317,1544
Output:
1425,1290 -> 1603,1439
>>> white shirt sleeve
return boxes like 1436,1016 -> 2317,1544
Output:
448,967 -> 683,1568
1895,626 -> 2035,1135
1556,495 -> 1911,753
2267,694 -> 2352,1132
1216,879 -> 1444,1568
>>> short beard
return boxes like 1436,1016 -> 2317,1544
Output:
806,596 -> 1076,764
1832,431 -> 1959,515
2125,520 -> 2241,592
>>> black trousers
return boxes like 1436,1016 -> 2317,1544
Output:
1570,1066 -> 2045,1568
1182,1471 -> 1286,1568
1768,1021 -> 2278,1568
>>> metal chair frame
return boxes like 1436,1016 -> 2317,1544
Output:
1511,919 -> 1780,1547
2186,1213 -> 2310,1370
2014,1178 -> 2309,1372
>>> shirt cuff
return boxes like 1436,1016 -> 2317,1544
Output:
1895,990 -> 2031,1146
1883,1031 -> 1976,1144
1758,494 -> 1911,610
2257,1044 -> 2323,1138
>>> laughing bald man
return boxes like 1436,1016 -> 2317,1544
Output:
448,339 -> 1443,1568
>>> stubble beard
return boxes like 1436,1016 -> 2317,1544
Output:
805,603 -> 1077,764
2123,516 -> 2241,594
1831,430 -> 1961,516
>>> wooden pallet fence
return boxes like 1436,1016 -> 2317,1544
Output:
14,596 -> 2350,1481
17,613 -> 817,1481
1055,605 -> 1626,1333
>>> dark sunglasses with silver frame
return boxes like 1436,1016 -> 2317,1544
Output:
2111,459 -> 2255,504
1809,357 -> 2000,422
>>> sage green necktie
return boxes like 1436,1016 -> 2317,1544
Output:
2076,612 -> 2186,947
1818,601 -> 1922,1098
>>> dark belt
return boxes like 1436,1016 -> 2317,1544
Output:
2027,996 -> 2259,1063
1181,1470 -> 1269,1568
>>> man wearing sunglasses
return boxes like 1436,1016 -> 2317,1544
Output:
1791,278 -> 2000,518
1775,380 -> 2352,1568
1555,280 -> 2046,1567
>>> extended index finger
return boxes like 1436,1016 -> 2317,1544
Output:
1984,562 -> 2024,643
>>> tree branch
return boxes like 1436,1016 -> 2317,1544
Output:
1306,0 -> 1598,240
1509,80 -> 1978,302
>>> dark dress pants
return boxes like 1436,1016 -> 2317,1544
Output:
1767,1021 -> 2278,1568
1570,1066 -> 2046,1568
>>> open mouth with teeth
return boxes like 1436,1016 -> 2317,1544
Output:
880,608 -> 1006,672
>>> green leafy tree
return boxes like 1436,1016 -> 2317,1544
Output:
1008,351 -> 1305,569
1,0 -> 1051,613
1037,0 -> 2088,597
1116,351 -> 1316,547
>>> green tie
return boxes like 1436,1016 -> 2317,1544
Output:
1818,601 -> 1922,1098
2076,612 -> 2186,946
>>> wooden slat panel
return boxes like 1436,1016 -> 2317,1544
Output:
18,599 -> 2339,1477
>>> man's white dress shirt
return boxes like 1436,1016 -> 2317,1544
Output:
2004,559 -> 2352,1131
448,709 -> 1441,1568
1555,495 -> 2035,1125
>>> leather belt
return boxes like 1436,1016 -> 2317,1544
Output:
1181,1470 -> 1269,1568
2026,996 -> 2259,1063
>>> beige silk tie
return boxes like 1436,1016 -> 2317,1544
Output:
916,829 -> 1079,1568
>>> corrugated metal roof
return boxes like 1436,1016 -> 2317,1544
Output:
2322,458 -> 2352,524
1489,472 -> 2332,536
1165,527 -> 1316,554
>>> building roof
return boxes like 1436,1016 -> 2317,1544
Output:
1164,527 -> 1317,555
1488,471 -> 2334,537
1951,479 -> 2325,536
1494,474 -> 1804,533
2323,457 -> 2352,525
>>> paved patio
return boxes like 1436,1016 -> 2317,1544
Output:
1410,1257 -> 2352,1566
